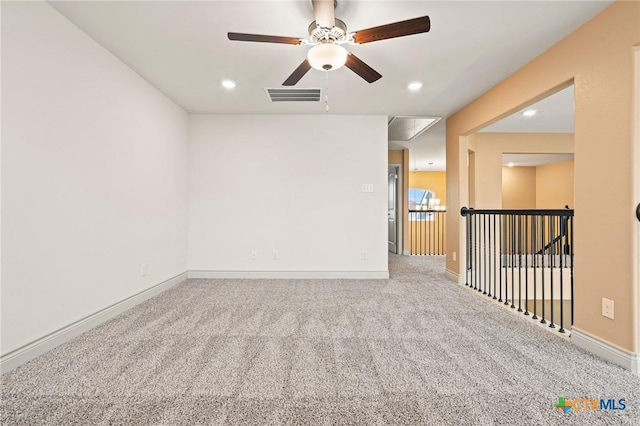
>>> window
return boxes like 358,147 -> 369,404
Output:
409,188 -> 436,221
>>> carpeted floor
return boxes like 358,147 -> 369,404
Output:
2,255 -> 639,425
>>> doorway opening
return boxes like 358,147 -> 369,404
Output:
388,164 -> 401,254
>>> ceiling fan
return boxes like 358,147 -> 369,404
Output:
228,0 -> 430,86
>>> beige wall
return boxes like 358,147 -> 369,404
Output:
409,171 -> 447,205
536,159 -> 574,209
502,160 -> 575,210
468,151 -> 476,207
446,1 -> 640,352
388,150 -> 403,165
502,167 -> 536,209
470,133 -> 573,209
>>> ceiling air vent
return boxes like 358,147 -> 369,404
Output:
265,88 -> 321,102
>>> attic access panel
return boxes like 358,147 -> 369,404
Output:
388,116 -> 441,142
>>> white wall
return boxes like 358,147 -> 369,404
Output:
188,115 -> 388,277
1,2 -> 189,355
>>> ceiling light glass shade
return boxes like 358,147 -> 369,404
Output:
307,44 -> 348,71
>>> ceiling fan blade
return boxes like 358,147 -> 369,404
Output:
312,0 -> 335,28
282,60 -> 312,86
352,16 -> 430,44
228,32 -> 302,45
345,53 -> 382,83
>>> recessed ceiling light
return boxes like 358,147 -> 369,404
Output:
408,81 -> 423,91
508,162 -> 515,167
522,109 -> 538,117
221,79 -> 236,89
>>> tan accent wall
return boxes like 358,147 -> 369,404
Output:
388,150 -> 403,165
536,159 -> 574,209
502,160 -> 575,210
468,151 -> 476,207
502,167 -> 536,209
446,2 -> 640,351
409,171 -> 447,204
633,46 -> 640,366
470,133 -> 573,209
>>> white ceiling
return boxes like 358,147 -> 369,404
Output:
481,85 -> 575,133
49,0 -> 610,170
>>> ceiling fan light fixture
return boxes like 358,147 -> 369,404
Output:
307,43 -> 348,71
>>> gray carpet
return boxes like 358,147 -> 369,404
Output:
2,255 -> 639,425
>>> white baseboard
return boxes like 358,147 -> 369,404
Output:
445,268 -> 464,285
0,272 -> 188,374
571,327 -> 640,375
188,270 -> 390,279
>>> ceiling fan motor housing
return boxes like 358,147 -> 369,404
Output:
308,18 -> 347,43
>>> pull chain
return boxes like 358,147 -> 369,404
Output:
324,71 -> 329,113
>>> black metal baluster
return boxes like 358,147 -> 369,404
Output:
420,212 -> 423,255
441,211 -> 445,255
429,210 -> 433,255
410,213 -> 414,255
532,215 -> 538,320
540,216 -> 547,324
488,214 -> 493,298
549,214 -> 556,329
475,213 -> 480,291
465,209 -> 470,286
439,211 -> 441,255
517,214 -> 523,312
510,214 -> 515,309
471,212 -> 476,290
470,212 -> 475,289
559,214 -> 566,333
483,214 -> 488,295
493,214 -> 497,300
498,214 -> 506,302
436,211 -> 439,255
524,214 -> 530,316
432,210 -> 436,255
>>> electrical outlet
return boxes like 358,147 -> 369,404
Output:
361,184 -> 374,193
141,263 -> 148,277
272,250 -> 279,260
251,249 -> 258,259
361,250 -> 368,260
452,251 -> 457,261
602,298 -> 614,319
